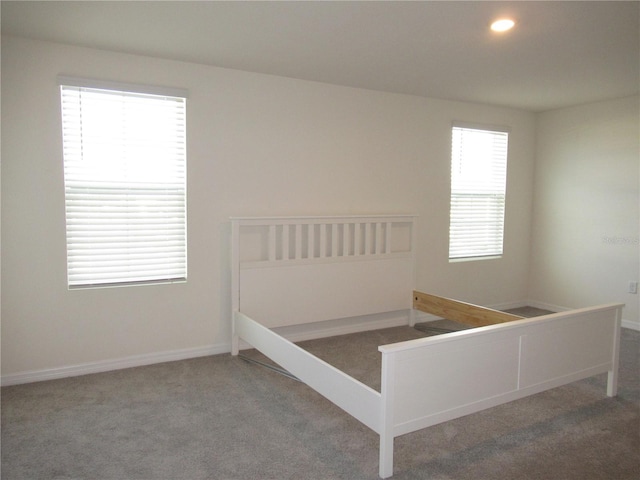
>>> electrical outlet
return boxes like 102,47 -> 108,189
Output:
629,281 -> 638,294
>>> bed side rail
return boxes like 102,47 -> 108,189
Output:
413,290 -> 523,327
234,311 -> 383,434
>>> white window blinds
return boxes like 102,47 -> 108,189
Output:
449,124 -> 509,260
60,79 -> 187,287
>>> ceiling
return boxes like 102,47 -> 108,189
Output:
2,1 -> 639,112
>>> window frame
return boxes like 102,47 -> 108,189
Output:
59,76 -> 188,289
448,122 -> 510,262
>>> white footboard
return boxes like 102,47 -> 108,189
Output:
377,303 -> 623,478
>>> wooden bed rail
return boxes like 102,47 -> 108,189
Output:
413,290 -> 524,327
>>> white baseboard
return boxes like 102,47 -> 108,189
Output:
270,310 -> 413,343
489,300 -> 531,311
3,311 -> 416,385
1,343 -> 229,387
622,319 -> 640,331
525,299 -> 572,312
527,299 -> 639,331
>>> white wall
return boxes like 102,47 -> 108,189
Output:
1,36 -> 536,381
529,96 -> 640,328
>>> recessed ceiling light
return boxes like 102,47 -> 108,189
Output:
491,18 -> 515,32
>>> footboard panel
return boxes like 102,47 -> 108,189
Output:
381,303 -> 622,436
518,307 -> 619,391
377,303 -> 623,477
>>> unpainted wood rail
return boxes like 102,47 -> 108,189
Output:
413,290 -> 524,327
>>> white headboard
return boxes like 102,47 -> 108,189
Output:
231,215 -> 417,329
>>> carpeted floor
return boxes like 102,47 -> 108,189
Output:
2,317 -> 639,479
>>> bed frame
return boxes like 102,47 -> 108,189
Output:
230,215 -> 623,478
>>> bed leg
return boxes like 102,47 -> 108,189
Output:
380,352 -> 395,478
231,312 -> 240,356
606,307 -> 622,397
607,370 -> 618,397
379,434 -> 394,479
409,308 -> 417,327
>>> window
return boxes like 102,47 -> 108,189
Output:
59,77 -> 187,287
449,124 -> 509,261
